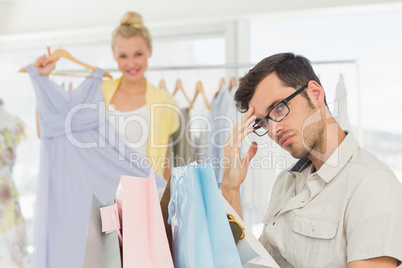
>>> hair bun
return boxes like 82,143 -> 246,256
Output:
120,11 -> 143,29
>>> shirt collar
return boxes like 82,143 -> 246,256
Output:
288,132 -> 359,183
289,157 -> 312,173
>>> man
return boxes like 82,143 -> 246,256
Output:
221,53 -> 402,267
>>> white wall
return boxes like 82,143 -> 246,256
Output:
1,0 -> 402,35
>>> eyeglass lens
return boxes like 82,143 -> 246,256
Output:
254,102 -> 290,136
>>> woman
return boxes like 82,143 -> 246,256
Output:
104,11 -> 179,179
36,11 -> 179,179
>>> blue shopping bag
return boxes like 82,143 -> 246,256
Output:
168,163 -> 242,268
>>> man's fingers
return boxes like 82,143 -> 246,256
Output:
240,106 -> 255,126
245,114 -> 257,129
237,125 -> 254,144
234,106 -> 256,137
243,141 -> 258,167
226,106 -> 256,148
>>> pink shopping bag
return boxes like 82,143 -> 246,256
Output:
115,172 -> 174,268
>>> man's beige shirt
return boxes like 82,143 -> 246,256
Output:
260,133 -> 402,267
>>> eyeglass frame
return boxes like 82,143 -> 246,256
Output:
252,85 -> 308,137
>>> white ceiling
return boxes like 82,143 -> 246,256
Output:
1,0 -> 402,36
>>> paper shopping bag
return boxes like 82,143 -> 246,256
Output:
221,195 -> 280,268
168,163 -> 242,268
83,195 -> 121,268
116,172 -> 174,268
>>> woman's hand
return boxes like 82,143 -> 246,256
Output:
35,47 -> 58,73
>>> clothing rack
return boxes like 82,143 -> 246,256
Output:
55,59 -> 356,73
101,60 -> 357,72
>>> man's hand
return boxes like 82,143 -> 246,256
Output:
220,106 -> 258,218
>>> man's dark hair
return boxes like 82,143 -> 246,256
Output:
234,52 -> 325,112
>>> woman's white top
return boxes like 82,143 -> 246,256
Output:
106,104 -> 150,158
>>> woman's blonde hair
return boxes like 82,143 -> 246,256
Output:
112,11 -> 152,49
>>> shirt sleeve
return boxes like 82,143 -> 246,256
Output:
345,168 -> 402,265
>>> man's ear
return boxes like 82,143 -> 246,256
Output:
307,80 -> 325,107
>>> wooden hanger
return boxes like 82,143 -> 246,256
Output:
19,49 -> 113,79
215,77 -> 226,97
159,79 -> 168,92
190,81 -> 210,110
219,77 -> 226,89
173,79 -> 192,106
229,76 -> 238,91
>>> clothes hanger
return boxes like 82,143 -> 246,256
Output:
228,76 -> 238,92
159,79 -> 168,92
173,79 -> 192,106
214,77 -> 226,97
190,81 -> 210,110
19,49 -> 113,79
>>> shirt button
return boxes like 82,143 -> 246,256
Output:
301,201 -> 305,203
272,222 -> 275,226
311,227 -> 315,232
292,192 -> 296,197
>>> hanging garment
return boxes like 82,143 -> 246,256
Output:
206,85 -> 239,182
169,107 -> 195,167
333,74 -> 351,130
0,118 -> 28,268
0,100 -> 16,131
25,64 -> 166,268
189,108 -> 209,165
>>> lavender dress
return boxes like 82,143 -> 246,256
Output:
26,65 -> 166,268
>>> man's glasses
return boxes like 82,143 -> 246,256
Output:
252,85 -> 308,137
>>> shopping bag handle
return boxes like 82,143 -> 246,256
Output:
227,214 -> 245,240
